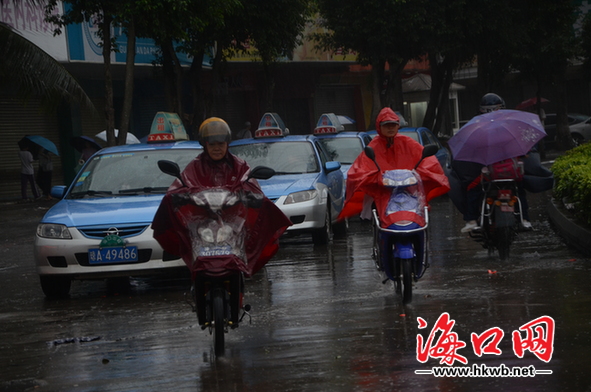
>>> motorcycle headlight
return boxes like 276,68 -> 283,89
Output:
284,190 -> 318,204
37,224 -> 72,239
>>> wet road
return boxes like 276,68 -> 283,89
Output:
1,189 -> 591,392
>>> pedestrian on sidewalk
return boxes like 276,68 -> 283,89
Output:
18,144 -> 40,201
36,148 -> 53,200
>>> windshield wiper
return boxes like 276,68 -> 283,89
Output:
118,187 -> 169,195
69,190 -> 113,198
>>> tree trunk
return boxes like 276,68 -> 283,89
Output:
261,62 -> 275,112
161,39 -> 176,113
101,13 -> 116,147
189,50 -> 206,139
119,17 -> 136,145
423,52 -> 442,132
369,58 -> 385,130
554,67 -> 572,151
385,58 -> 406,113
434,58 -> 455,137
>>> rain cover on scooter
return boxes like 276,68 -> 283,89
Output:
152,153 -> 291,278
383,169 -> 427,226
338,133 -> 450,228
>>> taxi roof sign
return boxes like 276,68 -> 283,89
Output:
147,112 -> 189,143
255,112 -> 289,138
314,113 -> 344,135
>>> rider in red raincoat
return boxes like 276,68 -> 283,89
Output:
152,118 -> 291,279
339,107 -> 450,227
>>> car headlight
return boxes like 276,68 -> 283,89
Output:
37,224 -> 72,239
284,190 -> 318,204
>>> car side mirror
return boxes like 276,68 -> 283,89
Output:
325,161 -> 341,173
50,185 -> 67,199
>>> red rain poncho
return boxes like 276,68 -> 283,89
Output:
339,108 -> 450,227
152,151 -> 291,278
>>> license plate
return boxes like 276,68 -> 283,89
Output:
500,205 -> 514,212
199,245 -> 232,257
88,246 -> 139,264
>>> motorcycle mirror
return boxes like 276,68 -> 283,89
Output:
414,144 -> 439,170
248,166 -> 276,180
158,160 -> 181,178
157,160 -> 187,187
364,146 -> 381,171
422,144 -> 438,158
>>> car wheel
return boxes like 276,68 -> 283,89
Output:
312,205 -> 332,245
572,134 -> 584,147
333,217 -> 348,238
40,276 -> 71,298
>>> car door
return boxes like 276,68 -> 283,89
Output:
314,140 -> 345,220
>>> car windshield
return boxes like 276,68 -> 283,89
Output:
400,131 -> 419,143
68,148 -> 201,198
230,141 -> 319,174
317,137 -> 363,164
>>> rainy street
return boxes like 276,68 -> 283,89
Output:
1,188 -> 591,392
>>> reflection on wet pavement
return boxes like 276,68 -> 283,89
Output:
1,192 -> 591,391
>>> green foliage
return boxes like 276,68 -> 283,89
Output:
0,21 -> 96,114
552,143 -> 591,224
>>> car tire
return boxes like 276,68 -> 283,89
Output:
572,134 -> 584,147
40,276 -> 71,298
312,205 -> 332,245
333,217 -> 348,238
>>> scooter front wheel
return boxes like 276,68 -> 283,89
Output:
401,258 -> 413,305
212,288 -> 225,356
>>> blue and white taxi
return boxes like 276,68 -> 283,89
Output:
229,113 -> 346,245
35,112 -> 202,297
312,113 -> 372,178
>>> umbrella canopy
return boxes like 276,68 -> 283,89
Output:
95,129 -> 141,144
70,135 -> 103,152
516,97 -> 549,110
448,109 -> 546,166
23,135 -> 59,156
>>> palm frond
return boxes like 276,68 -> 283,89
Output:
0,21 -> 98,114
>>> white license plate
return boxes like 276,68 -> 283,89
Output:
88,246 -> 139,264
500,205 -> 514,212
199,245 -> 232,257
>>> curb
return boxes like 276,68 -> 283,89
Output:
547,199 -> 591,257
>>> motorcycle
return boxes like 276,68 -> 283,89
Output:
156,160 -> 277,355
469,158 -> 525,260
365,144 -> 438,305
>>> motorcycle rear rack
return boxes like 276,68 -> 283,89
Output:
372,207 -> 429,234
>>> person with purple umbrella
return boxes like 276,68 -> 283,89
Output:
450,93 -> 535,233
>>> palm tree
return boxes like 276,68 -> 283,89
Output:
0,20 -> 96,113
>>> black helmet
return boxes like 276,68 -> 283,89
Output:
198,117 -> 231,144
480,93 -> 505,113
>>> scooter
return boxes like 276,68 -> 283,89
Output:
365,144 -> 438,305
469,158 -> 524,260
157,160 -> 275,355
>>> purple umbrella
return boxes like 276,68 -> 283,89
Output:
448,110 -> 546,166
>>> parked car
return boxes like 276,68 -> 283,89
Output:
229,113 -> 345,245
35,115 -> 202,297
544,113 -> 591,147
311,113 -> 372,178
367,127 -> 452,173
